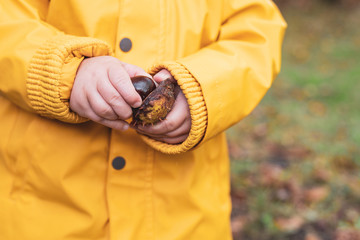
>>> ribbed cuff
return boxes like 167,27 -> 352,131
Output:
26,34 -> 113,123
144,62 -> 208,154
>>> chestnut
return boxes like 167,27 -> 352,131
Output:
131,78 -> 176,126
131,76 -> 156,100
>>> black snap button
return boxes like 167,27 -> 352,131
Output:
112,156 -> 126,170
119,38 -> 132,52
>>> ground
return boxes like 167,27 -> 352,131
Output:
229,1 -> 360,239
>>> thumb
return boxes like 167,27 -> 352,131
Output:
153,69 -> 174,84
121,62 -> 152,79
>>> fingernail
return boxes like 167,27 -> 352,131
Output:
156,71 -> 168,80
121,123 -> 129,131
133,100 -> 142,108
154,70 -> 171,82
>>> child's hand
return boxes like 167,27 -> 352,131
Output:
134,70 -> 191,144
70,56 -> 149,130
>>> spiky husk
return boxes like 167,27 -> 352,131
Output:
131,79 -> 176,126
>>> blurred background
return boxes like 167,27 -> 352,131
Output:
229,0 -> 360,239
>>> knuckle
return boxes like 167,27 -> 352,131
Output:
116,107 -> 133,120
95,105 -> 115,119
99,108 -> 115,119
118,88 -> 140,106
111,74 -> 127,87
90,70 -> 104,81
108,94 -> 123,106
163,119 -> 176,132
123,108 -> 133,119
91,114 -> 103,123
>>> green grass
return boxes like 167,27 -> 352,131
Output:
229,2 -> 360,239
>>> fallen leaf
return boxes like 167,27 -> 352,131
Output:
275,216 -> 304,232
332,155 -> 358,172
336,229 -> 360,240
304,186 -> 330,203
259,163 -> 284,186
231,216 -> 247,235
313,168 -> 331,182
228,142 -> 246,159
308,101 -> 327,117
305,232 -> 323,240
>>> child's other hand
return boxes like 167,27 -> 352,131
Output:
70,56 -> 149,131
134,70 -> 191,144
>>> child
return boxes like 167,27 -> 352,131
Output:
0,0 -> 286,239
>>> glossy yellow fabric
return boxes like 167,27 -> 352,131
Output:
0,0 -> 286,239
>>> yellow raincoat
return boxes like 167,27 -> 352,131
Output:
0,0 -> 286,239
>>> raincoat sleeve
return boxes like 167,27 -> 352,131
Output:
0,1 -> 112,123
146,0 -> 287,154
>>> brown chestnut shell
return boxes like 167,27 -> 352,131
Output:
131,76 -> 156,100
131,78 -> 176,126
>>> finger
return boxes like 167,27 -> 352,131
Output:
135,118 -> 191,138
148,134 -> 189,145
136,91 -> 190,135
70,87 -> 97,119
97,80 -> 133,120
107,63 -> 142,108
86,91 -> 118,120
99,119 -> 130,131
70,95 -> 129,131
153,69 -> 174,84
85,107 -> 130,131
121,62 -> 152,79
